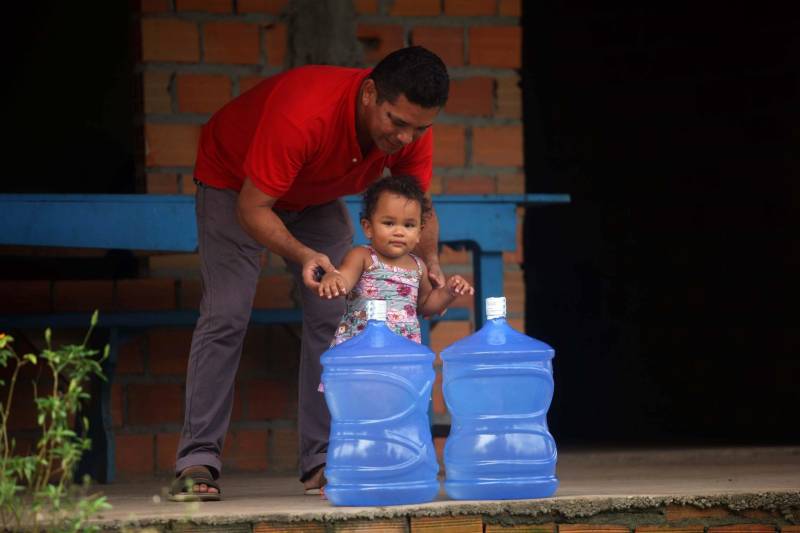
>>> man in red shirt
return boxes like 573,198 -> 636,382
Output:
169,46 -> 449,501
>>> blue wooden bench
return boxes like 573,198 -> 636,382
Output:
0,193 -> 569,481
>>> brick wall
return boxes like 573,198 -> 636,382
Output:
1,0 -> 524,479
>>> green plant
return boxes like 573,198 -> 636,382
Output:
0,311 -> 112,532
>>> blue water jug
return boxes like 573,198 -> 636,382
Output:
321,300 -> 439,506
441,297 -> 558,500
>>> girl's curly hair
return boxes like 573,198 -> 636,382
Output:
361,175 -> 432,224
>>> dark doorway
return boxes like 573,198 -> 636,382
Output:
522,4 -> 799,447
3,1 -> 138,194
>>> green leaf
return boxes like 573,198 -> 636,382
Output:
24,353 -> 38,364
90,310 -> 99,327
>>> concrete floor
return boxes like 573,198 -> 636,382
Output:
92,446 -> 800,529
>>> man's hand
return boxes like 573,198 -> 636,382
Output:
302,252 -> 338,290
426,260 -> 446,289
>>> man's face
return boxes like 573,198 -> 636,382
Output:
361,80 -> 440,154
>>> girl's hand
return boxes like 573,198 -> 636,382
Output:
319,272 -> 348,299
446,275 -> 474,297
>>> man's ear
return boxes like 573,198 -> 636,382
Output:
362,79 -> 376,106
361,217 -> 373,239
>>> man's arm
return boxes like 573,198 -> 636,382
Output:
415,197 -> 445,288
237,176 -> 337,290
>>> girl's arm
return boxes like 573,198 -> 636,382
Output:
417,262 -> 474,317
318,247 -> 369,299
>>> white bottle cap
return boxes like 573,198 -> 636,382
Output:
366,300 -> 387,321
485,297 -> 507,320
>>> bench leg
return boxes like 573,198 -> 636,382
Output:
473,249 -> 504,329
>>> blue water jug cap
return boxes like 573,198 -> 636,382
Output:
440,317 -> 554,361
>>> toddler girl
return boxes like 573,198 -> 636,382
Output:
319,175 -> 473,346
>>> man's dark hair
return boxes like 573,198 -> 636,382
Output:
361,175 -> 432,224
369,46 -> 449,109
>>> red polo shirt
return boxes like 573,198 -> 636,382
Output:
194,66 -> 433,211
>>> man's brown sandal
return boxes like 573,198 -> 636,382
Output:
169,465 -> 222,502
302,465 -> 327,496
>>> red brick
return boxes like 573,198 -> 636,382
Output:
433,125 -> 465,167
473,125 -> 523,166
445,0 -> 496,16
411,516 -> 483,532
411,26 -> 464,67
780,528 -> 800,533
176,0 -> 231,13
503,206 -> 524,264
430,320 -> 471,355
357,25 -> 405,64
264,23 -> 287,67
559,527 -> 629,533
156,432 -> 181,472
115,433 -> 154,477
353,0 -> 378,14
240,75 -> 266,95
504,269 -> 524,314
148,328 -> 193,375
145,123 -> 201,167
636,528 -> 704,533
270,427 -> 299,471
428,175 -> 444,194
116,278 -> 176,311
180,279 -> 202,310
204,22 -> 261,65
496,76 -> 522,118
140,0 -> 172,13
237,0 -> 288,13
141,19 -> 200,63
143,70 -> 173,114
665,505 -> 734,521
499,0 -> 521,17
445,176 -> 496,194
446,77 -> 493,116
0,281 -> 51,313
111,383 -> 124,427
254,523 -> 326,533
181,174 -> 197,195
331,521 -> 406,532
242,379 -> 291,419
567,527 -> 635,533
146,172 -> 179,193
176,74 -> 231,114
224,429 -> 269,470
432,369 -> 445,414
498,173 -> 524,194
486,526 -> 555,533
390,0 -> 440,16
708,524 -> 775,533
469,26 -> 522,68
253,275 -> 295,308
127,383 -> 184,425
52,280 -> 113,312
117,335 -> 146,374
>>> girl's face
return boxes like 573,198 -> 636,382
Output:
362,192 -> 423,260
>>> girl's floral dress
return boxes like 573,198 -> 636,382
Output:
332,245 -> 423,346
